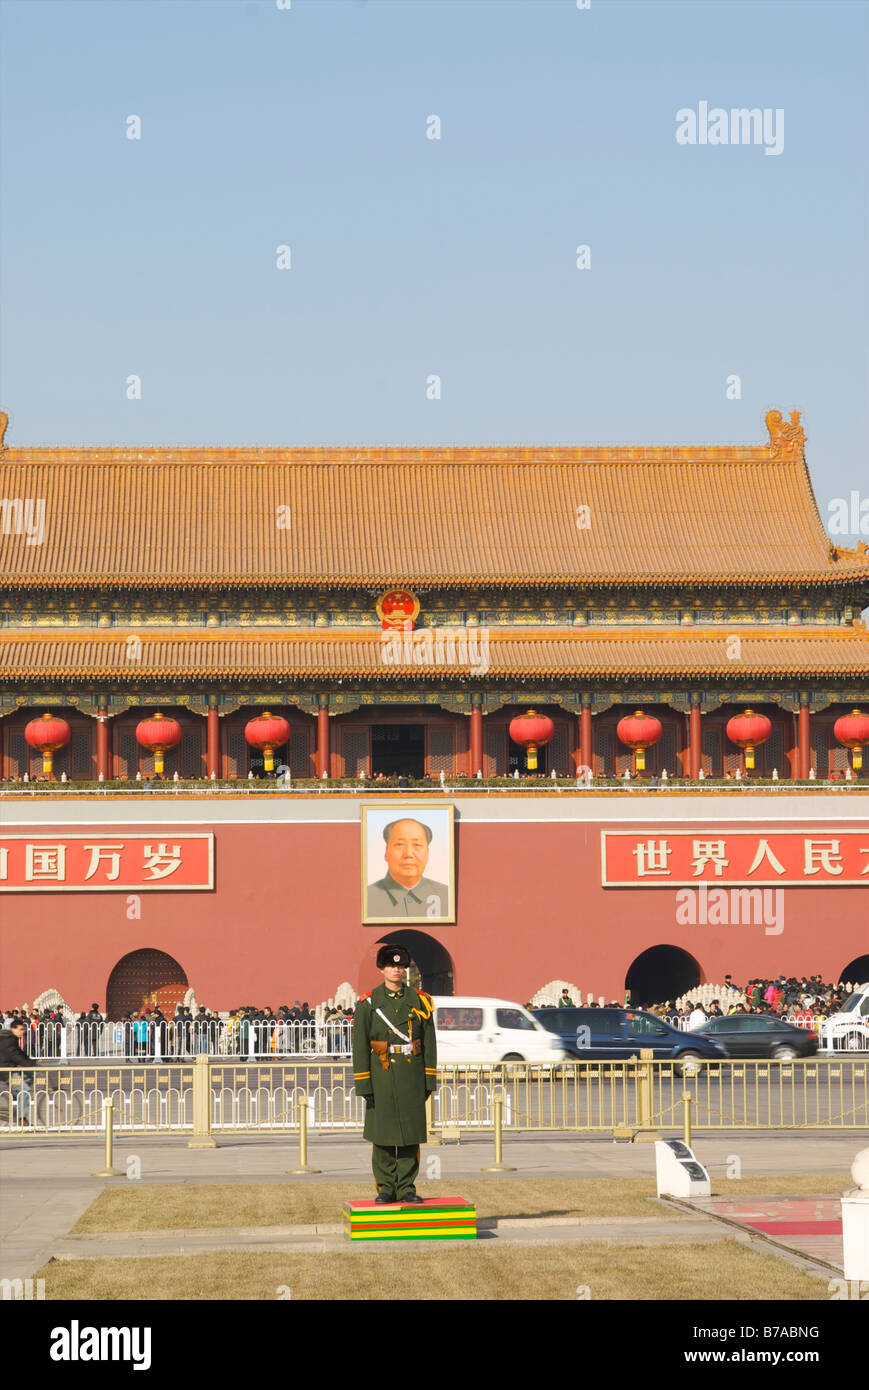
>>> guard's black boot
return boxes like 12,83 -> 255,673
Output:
399,1192 -> 424,1204
375,1191 -> 397,1204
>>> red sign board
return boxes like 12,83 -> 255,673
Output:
601,828 -> 869,887
0,833 -> 214,891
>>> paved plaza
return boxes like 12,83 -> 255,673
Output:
2,1131 -> 862,1290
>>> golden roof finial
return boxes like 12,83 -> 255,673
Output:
0,410 -> 8,450
765,407 -> 806,458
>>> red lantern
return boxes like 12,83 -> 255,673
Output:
616,710 -> 663,773
833,708 -> 869,771
24,712 -> 71,776
508,709 -> 555,771
725,708 -> 772,772
244,711 -> 290,773
136,712 -> 182,776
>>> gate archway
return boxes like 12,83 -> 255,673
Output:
364,930 -> 455,995
106,949 -> 189,1019
625,945 -> 702,1007
838,955 -> 869,988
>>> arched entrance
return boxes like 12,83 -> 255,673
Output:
625,945 -> 702,1006
839,955 -> 869,988
373,930 -> 455,995
106,949 -> 189,1019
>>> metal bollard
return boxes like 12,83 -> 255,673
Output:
682,1090 -> 692,1147
91,1098 -> 124,1177
481,1095 -> 516,1172
287,1095 -> 320,1174
187,1054 -> 217,1148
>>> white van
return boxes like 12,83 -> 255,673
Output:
819,983 -> 869,1051
432,996 -> 567,1064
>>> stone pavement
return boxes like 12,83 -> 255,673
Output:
691,1194 -> 845,1269
1,1131 -> 862,1283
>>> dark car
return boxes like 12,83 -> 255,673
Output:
691,1012 -> 819,1060
533,1007 -> 727,1067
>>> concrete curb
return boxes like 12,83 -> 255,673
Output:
65,1211 -> 686,1243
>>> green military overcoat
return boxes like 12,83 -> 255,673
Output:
352,983 -> 438,1145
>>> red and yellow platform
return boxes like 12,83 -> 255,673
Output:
343,1196 -> 477,1241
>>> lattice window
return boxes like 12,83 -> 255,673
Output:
225,728 -> 247,778
766,728 -> 785,778
594,728 -> 613,776
830,740 -> 850,772
615,745 -> 632,777
180,728 -> 203,778
549,723 -> 568,777
702,729 -> 720,776
427,727 -> 455,775
6,730 -> 29,778
342,729 -> 369,777
485,726 -> 505,776
811,727 -> 828,776
659,725 -> 677,777
71,731 -> 93,778
116,731 -> 139,779
289,724 -> 313,777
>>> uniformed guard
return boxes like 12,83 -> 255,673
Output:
352,943 -> 438,1203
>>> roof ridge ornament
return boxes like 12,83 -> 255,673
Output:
765,407 -> 805,458
0,410 -> 8,450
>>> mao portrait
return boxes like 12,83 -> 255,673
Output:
361,804 -> 455,924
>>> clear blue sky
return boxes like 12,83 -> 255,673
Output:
1,0 -> 866,517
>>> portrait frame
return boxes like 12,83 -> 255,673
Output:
361,802 -> 456,925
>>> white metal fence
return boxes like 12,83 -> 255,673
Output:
16,1009 -> 868,1063
21,1018 -> 353,1061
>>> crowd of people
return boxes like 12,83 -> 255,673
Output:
2,972 -> 857,1060
535,973 -> 853,1021
648,974 -> 850,1026
0,999 -> 357,1059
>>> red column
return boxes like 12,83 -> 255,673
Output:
689,700 -> 702,779
206,701 -> 220,779
317,698 -> 330,777
470,699 -> 483,776
580,700 -> 592,772
96,703 -> 111,780
798,699 -> 811,780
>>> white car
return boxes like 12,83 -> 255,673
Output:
431,996 -> 567,1064
819,983 -> 869,1052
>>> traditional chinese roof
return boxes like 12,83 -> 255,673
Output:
1,412 -> 867,591
3,627 -> 868,681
